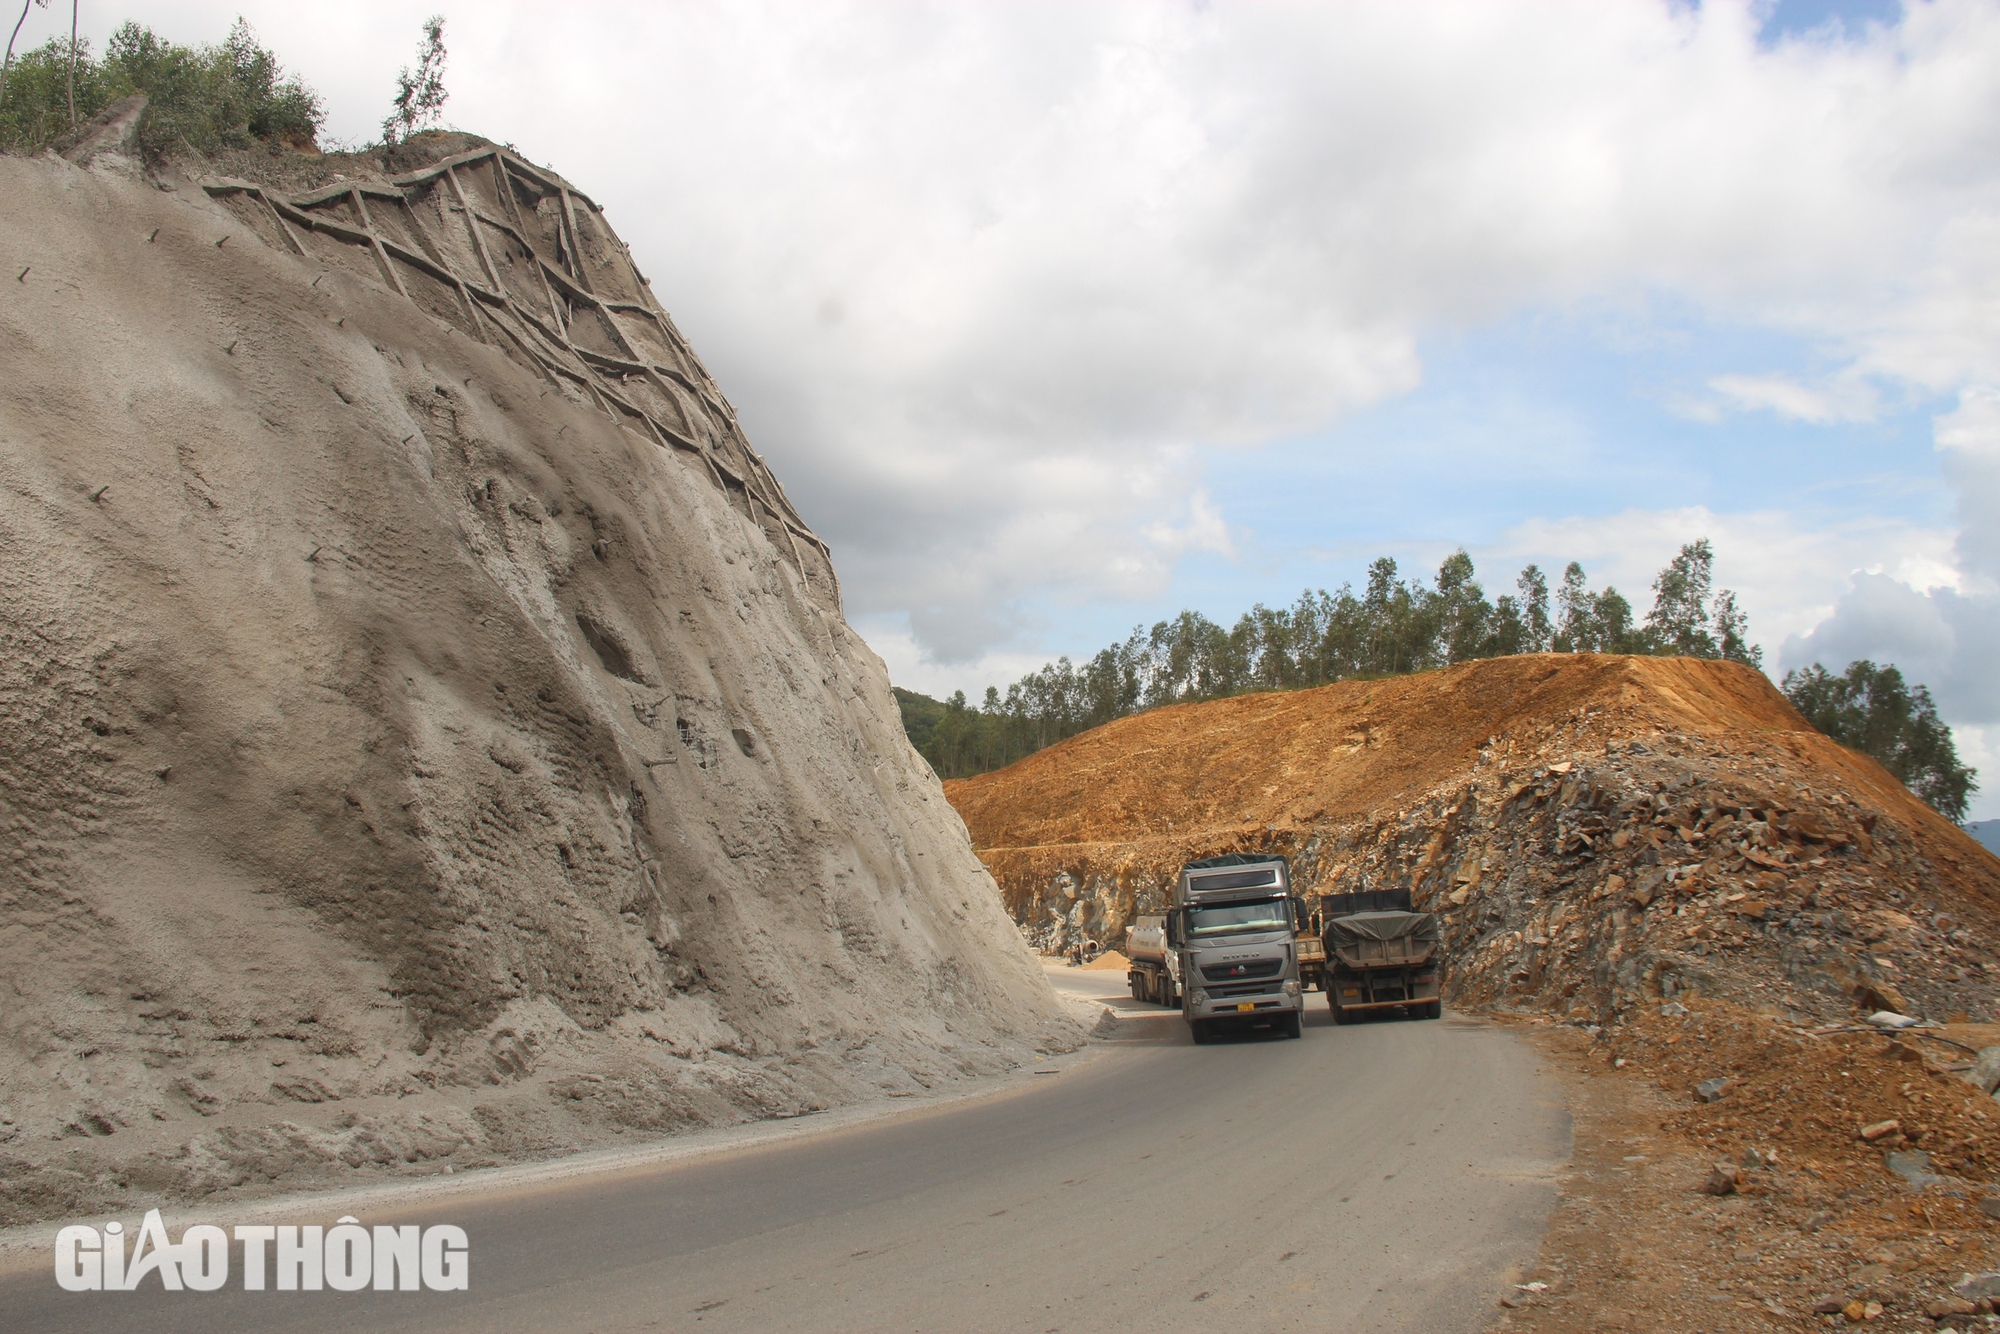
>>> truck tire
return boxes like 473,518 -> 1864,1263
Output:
1130,974 -> 1144,1002
1423,999 -> 1442,1020
1330,999 -> 1350,1026
1283,1011 -> 1302,1039
1189,1020 -> 1211,1045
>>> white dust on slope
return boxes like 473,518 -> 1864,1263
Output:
0,148 -> 1078,1223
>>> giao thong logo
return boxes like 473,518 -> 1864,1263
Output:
54,1211 -> 469,1292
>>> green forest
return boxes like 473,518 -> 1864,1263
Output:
895,538 -> 1976,820
0,18 -> 324,158
897,538 -> 1758,779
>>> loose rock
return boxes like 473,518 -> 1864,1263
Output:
1699,1161 -> 1741,1196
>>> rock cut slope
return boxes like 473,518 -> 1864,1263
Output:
947,653 -> 2000,1024
0,132 -> 1075,1224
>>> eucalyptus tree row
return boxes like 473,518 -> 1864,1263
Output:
901,539 -> 1761,779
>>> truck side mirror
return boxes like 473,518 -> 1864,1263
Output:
1165,912 -> 1182,947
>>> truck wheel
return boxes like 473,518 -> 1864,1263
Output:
1330,1000 -> 1350,1026
1283,1011 -> 1302,1040
1423,1000 -> 1442,1020
1189,1020 -> 1210,1045
1129,975 -> 1144,1002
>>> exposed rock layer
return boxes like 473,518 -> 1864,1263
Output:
947,654 -> 2000,1023
0,142 -> 1074,1225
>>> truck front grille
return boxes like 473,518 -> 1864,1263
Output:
1200,959 -> 1282,983
1209,982 -> 1281,998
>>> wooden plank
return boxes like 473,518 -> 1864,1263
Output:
257,192 -> 309,257
292,178 -> 408,208
387,146 -> 503,189
493,155 -> 569,331
445,165 -> 507,293
271,199 -> 371,248
492,150 -> 600,212
558,187 -> 594,293
394,194 -> 492,344
347,187 -> 410,298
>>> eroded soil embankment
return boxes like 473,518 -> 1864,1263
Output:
0,139 -> 1076,1227
949,653 -> 2000,1027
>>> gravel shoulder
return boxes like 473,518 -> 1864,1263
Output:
1494,1009 -> 2000,1332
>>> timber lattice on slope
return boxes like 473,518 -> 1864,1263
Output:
202,146 -> 839,609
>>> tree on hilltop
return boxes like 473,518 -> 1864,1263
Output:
383,14 -> 447,146
897,538 -> 1785,780
1782,660 -> 1976,822
1644,538 -> 1762,667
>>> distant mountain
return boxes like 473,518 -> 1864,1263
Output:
1969,820 -> 2000,856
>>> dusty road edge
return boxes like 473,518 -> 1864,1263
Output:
0,999 -> 1120,1276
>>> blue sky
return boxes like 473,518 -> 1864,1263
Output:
26,0 -> 2000,815
1046,304 -> 1952,653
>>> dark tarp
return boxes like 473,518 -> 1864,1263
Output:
1325,910 -> 1439,966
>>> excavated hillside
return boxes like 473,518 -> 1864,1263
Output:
947,653 -> 2000,1026
0,123 -> 1076,1225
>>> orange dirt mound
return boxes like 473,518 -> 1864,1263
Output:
944,653 -> 2000,1024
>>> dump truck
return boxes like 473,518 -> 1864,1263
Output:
1162,854 -> 1306,1042
1319,888 -> 1442,1024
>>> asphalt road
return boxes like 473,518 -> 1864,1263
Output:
3,966 -> 1568,1333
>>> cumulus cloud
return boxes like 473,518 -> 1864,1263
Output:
1495,504 -> 1959,650
51,1 -> 2000,666
1785,388 -> 2000,728
487,0 -> 2000,662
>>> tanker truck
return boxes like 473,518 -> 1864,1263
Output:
1162,854 -> 1305,1043
1125,914 -> 1177,1006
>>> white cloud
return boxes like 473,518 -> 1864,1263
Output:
1495,505 -> 1958,651
517,0 -> 2000,662
1706,372 -> 1880,423
1786,386 -> 2000,728
1951,726 -> 2000,821
47,1 -> 2000,666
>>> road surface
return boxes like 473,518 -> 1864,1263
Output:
1,965 -> 1568,1332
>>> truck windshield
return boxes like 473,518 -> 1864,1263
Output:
1187,897 -> 1291,938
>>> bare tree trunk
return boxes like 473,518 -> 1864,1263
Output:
64,0 -> 74,129
0,0 -> 37,116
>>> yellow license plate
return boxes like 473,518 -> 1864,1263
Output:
1236,1002 -> 1255,1012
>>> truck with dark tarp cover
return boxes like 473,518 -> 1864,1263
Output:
1318,888 -> 1442,1024
1161,854 -> 1306,1043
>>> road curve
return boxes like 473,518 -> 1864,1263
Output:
3,966 -> 1568,1333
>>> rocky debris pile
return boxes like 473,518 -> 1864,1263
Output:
1478,1010 -> 2000,1334
0,138 -> 1075,1225
946,654 -> 2000,1028
1367,733 -> 1996,1027
1500,1004 -> 2000,1332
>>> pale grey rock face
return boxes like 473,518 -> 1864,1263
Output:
0,145 -> 1077,1223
